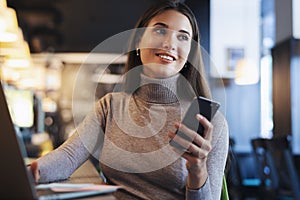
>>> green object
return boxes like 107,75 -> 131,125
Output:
221,175 -> 229,200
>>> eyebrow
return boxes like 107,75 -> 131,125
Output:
153,22 -> 191,37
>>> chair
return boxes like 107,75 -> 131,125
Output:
265,136 -> 300,199
226,138 -> 266,200
251,136 -> 300,200
251,138 -> 277,198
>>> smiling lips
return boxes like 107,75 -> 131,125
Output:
156,53 -> 177,62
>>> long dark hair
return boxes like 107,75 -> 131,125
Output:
123,0 -> 211,99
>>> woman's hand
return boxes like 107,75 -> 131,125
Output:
27,161 -> 40,183
168,114 -> 213,189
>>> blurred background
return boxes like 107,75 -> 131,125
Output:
1,0 -> 299,199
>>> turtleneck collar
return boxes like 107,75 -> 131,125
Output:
134,73 -> 180,104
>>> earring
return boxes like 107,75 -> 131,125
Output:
136,48 -> 140,56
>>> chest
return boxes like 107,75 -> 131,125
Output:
105,98 -> 182,151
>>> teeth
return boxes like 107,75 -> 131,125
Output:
159,54 -> 174,61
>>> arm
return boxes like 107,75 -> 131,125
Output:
205,113 -> 229,199
36,130 -> 92,183
33,98 -> 109,183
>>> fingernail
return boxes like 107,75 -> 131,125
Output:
196,114 -> 203,120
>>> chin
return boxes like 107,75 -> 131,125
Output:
156,72 -> 177,78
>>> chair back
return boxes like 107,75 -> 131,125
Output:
265,136 -> 300,199
225,138 -> 243,188
251,138 -> 278,191
251,136 -> 300,199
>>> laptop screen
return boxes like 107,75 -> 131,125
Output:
0,81 -> 37,199
3,86 -> 34,128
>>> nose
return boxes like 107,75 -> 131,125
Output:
162,33 -> 176,51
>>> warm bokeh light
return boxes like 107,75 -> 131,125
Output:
0,7 -> 18,42
235,59 -> 259,85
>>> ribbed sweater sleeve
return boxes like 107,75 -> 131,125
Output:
37,100 -> 107,183
37,131 -> 90,183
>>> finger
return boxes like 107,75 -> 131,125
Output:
171,127 -> 195,150
173,120 -> 205,152
169,136 -> 191,153
177,114 -> 205,148
181,150 -> 201,161
180,147 -> 207,163
196,114 -> 213,140
170,138 -> 208,161
167,130 -> 176,139
187,142 -> 210,159
176,114 -> 211,146
30,161 -> 40,183
175,122 -> 197,142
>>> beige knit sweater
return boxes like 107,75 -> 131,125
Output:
37,73 -> 229,200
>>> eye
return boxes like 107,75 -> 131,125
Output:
177,34 -> 189,41
154,27 -> 167,35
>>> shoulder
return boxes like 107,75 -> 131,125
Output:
212,111 -> 228,131
211,111 -> 229,146
91,92 -> 129,121
95,92 -> 131,112
97,92 -> 129,105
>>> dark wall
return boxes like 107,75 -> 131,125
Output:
272,39 -> 292,136
271,38 -> 300,154
185,0 -> 210,53
8,0 -> 210,53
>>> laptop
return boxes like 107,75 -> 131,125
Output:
0,81 -> 117,200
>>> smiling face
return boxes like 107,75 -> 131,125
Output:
137,10 -> 193,78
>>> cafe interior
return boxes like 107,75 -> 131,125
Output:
1,0 -> 300,199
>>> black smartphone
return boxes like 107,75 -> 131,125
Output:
170,96 -> 220,149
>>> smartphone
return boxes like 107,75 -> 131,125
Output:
170,96 -> 220,149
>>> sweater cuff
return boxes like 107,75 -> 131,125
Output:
186,178 -> 211,200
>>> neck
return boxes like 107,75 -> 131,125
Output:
134,73 -> 180,104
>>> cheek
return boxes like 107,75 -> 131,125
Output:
179,44 -> 191,60
139,33 -> 161,49
140,49 -> 152,63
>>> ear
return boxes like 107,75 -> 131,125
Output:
135,38 -> 141,49
134,32 -> 142,49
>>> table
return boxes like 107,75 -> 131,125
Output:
38,160 -> 117,200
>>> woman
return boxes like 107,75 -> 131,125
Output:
30,1 -> 229,199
